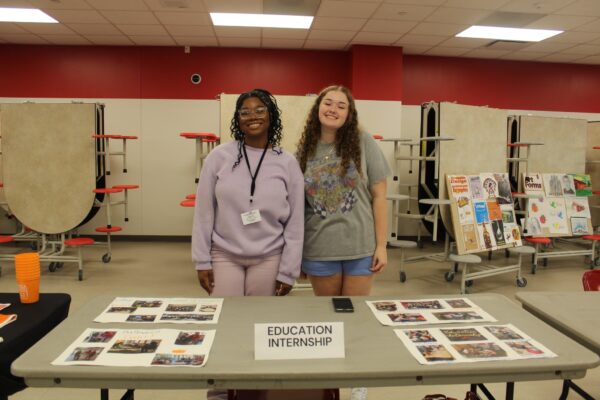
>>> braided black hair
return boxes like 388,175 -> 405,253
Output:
231,88 -> 283,169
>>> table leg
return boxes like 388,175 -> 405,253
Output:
505,382 -> 514,400
101,388 -> 109,400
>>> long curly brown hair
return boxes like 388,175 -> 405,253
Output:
296,85 -> 361,176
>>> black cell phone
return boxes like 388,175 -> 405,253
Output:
332,297 -> 354,313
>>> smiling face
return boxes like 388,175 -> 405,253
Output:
318,90 -> 349,134
238,96 -> 270,144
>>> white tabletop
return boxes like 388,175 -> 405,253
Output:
12,294 -> 599,391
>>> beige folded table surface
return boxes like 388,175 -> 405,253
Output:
12,294 -> 600,391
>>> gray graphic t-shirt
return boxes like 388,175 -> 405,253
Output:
303,133 -> 391,260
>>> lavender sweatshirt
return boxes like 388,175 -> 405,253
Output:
192,141 -> 305,286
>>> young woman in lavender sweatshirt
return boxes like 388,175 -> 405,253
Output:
192,88 -> 304,297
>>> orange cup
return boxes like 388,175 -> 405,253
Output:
17,278 -> 40,303
15,252 -> 40,303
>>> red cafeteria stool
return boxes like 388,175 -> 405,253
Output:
64,237 -> 95,281
524,236 -> 552,274
582,269 -> 600,291
95,226 -> 122,263
582,234 -> 600,268
180,132 -> 219,183
180,199 -> 195,207
112,184 -> 139,222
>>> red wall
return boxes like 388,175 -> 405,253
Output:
2,44 -> 600,113
403,55 -> 600,113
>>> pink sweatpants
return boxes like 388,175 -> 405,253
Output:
210,247 -> 281,296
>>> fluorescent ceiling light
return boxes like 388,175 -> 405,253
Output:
0,7 -> 58,23
210,12 -> 313,29
456,25 -> 562,42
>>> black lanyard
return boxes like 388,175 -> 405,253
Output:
242,141 -> 269,204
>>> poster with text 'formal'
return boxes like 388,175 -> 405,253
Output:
52,328 -> 216,367
396,324 -> 556,365
366,298 -> 496,326
94,297 -> 223,324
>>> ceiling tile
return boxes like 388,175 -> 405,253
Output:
396,33 -> 446,46
262,28 -> 309,39
262,38 -> 305,48
308,29 -> 356,40
317,1 -> 380,18
526,14 -> 596,30
362,19 -> 416,33
398,44 -> 432,54
26,0 -> 92,10
44,10 -> 108,24
560,43 -> 600,55
444,0 -> 509,10
303,39 -> 348,49
537,52 -> 587,62
573,18 -> 600,33
202,0 -> 261,13
555,0 -> 600,17
218,37 -> 261,47
439,36 -> 490,48
0,33 -> 49,44
101,11 -> 160,25
86,35 -> 135,45
165,25 -> 214,36
410,22 -> 468,35
545,30 -> 600,43
214,26 -> 261,38
16,22 -> 76,34
67,23 -> 121,35
425,46 -> 471,56
0,23 -> 27,33
86,0 -> 149,11
44,34 -> 91,45
425,7 -> 493,24
464,48 -> 512,58
351,31 -> 402,44
0,0 -> 36,7
310,16 -> 366,31
117,24 -> 169,36
500,0 -> 575,14
154,12 -> 211,25
499,50 -> 547,60
129,35 -> 176,45
144,0 -> 207,12
173,36 -> 219,46
523,41 -> 577,52
371,4 -> 436,21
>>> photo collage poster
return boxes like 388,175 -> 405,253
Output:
447,174 -> 522,255
523,173 -> 593,237
52,328 -> 216,367
94,297 -> 224,324
366,298 -> 496,327
395,323 -> 556,365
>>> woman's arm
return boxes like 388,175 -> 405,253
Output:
369,179 -> 388,273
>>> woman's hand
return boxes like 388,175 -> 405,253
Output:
197,270 -> 214,295
275,280 -> 293,296
370,245 -> 388,273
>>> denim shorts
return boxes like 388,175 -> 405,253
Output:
302,256 -> 373,277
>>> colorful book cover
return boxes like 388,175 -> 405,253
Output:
461,224 -> 479,251
486,200 -> 502,221
501,205 -> 515,224
494,173 -> 512,205
543,174 -> 563,197
523,173 -> 544,194
545,197 -> 569,235
469,176 -> 484,200
503,223 -> 521,244
480,174 -> 499,200
474,201 -> 489,224
572,174 -> 593,196
477,222 -> 496,250
570,217 -> 591,235
448,175 -> 470,199
456,196 -> 475,224
491,220 -> 506,246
